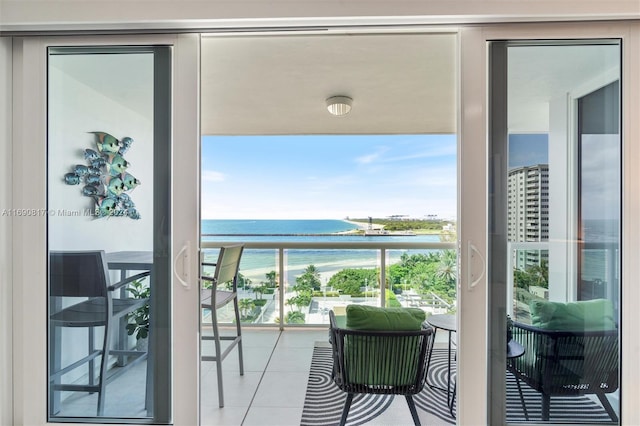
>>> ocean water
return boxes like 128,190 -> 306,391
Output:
201,219 -> 441,243
581,219 -> 620,283
202,219 -> 359,236
201,219 -> 443,284
200,219 -> 619,287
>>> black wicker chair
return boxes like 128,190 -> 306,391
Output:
509,321 -> 619,422
329,310 -> 433,426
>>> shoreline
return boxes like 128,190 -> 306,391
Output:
338,219 -> 384,234
339,219 -> 447,236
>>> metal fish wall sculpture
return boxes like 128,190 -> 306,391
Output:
63,132 -> 142,219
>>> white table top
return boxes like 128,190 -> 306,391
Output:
106,250 -> 153,269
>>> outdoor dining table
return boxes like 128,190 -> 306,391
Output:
107,250 -> 153,275
106,250 -> 154,414
425,314 -> 527,419
424,314 -> 457,411
106,251 -> 153,361
506,339 -> 527,419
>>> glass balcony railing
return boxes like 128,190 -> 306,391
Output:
202,240 -> 457,327
508,241 -> 620,324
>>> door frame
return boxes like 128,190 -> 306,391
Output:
11,33 -> 200,426
459,20 -> 640,425
8,19 -> 640,426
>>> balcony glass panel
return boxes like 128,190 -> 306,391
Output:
201,243 -> 457,327
498,41 -> 621,424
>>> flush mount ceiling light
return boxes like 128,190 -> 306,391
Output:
326,96 -> 353,116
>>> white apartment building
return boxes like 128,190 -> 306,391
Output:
508,164 -> 549,270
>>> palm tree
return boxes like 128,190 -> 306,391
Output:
265,270 -> 278,289
304,264 -> 320,277
436,249 -> 458,284
296,264 -> 322,291
527,259 -> 549,288
238,298 -> 255,319
253,283 -> 269,300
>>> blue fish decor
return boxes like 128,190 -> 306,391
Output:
63,132 -> 142,219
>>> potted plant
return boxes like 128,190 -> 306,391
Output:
506,314 -> 514,344
126,279 -> 150,343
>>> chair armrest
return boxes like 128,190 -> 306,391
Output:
513,320 -> 618,338
329,309 -> 338,328
201,262 -> 218,285
108,270 -> 151,291
510,321 -> 619,395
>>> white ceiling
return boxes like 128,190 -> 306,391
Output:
50,35 -> 619,136
201,35 -> 619,136
507,44 -> 620,133
201,33 -> 457,135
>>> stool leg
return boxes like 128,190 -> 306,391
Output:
211,307 -> 225,408
232,296 -> 244,375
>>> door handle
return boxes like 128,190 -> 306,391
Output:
467,240 -> 486,290
174,241 -> 190,289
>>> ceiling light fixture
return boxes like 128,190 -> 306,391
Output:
326,96 -> 353,116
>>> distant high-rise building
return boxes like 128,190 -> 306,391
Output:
508,164 -> 549,269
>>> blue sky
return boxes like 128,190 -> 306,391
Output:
201,134 -> 457,220
508,133 -> 548,168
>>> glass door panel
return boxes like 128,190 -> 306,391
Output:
577,81 -> 620,306
490,41 -> 621,424
47,46 -> 171,423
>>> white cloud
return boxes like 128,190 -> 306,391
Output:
355,147 -> 390,164
201,170 -> 226,182
355,152 -> 380,164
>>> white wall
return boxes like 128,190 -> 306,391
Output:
48,54 -> 154,254
0,36 -> 13,426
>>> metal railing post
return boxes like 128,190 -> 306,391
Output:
380,248 -> 386,307
278,247 -> 285,330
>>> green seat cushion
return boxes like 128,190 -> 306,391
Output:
529,298 -> 616,331
345,304 -> 426,331
341,305 -> 426,387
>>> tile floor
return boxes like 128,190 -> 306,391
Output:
201,327 -> 452,426
201,328 -> 327,426
55,327 -> 452,425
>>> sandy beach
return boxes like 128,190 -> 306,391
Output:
336,219 -> 384,234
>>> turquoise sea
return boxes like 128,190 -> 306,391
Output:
202,219 -> 360,237
201,219 -> 443,284
581,219 -> 619,283
200,219 -> 618,286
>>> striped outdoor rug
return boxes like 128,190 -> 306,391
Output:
301,345 -> 614,425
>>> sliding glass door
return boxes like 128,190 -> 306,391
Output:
12,34 -> 200,425
488,39 -> 622,424
47,45 -> 172,422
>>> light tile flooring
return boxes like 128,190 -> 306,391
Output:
201,327 -> 451,426
56,327 -> 452,425
201,328 -> 327,426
